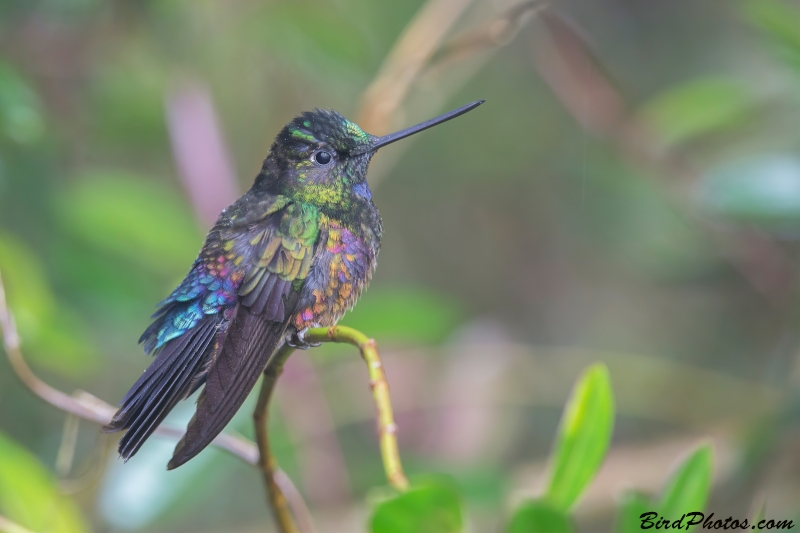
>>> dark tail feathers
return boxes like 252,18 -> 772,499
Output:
103,316 -> 220,460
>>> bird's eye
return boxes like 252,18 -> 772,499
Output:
313,150 -> 332,165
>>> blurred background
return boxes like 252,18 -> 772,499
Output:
2,0 -> 800,531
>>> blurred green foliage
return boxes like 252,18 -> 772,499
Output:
57,171 -> 202,276
614,491 -> 651,533
341,287 -> 462,345
643,78 -> 754,145
0,0 -> 799,531
0,62 -> 44,146
0,431 -> 87,533
743,0 -> 800,72
656,444 -> 714,522
0,232 -> 97,377
370,477 -> 463,533
259,3 -> 372,70
506,500 -> 573,533
367,365 -> 713,533
613,445 -> 713,533
545,364 -> 614,511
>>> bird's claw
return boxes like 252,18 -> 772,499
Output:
287,328 -> 322,349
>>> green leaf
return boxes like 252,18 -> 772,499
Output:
340,287 -> 462,344
614,490 -> 652,533
657,443 -> 713,521
0,431 -> 88,533
506,499 -> 573,533
0,232 -> 97,377
545,363 -> 615,511
743,0 -> 800,71
695,155 -> 800,229
57,170 -> 202,276
642,77 -> 753,145
0,62 -> 45,145
370,479 -> 463,533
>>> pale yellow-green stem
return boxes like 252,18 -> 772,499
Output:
304,325 -> 409,491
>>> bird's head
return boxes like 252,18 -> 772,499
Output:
257,100 -> 485,210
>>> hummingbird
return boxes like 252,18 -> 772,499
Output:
104,99 -> 484,469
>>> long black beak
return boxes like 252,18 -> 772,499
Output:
368,100 -> 485,152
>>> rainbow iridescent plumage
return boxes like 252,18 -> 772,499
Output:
139,259 -> 242,354
293,216 -> 376,330
105,100 -> 482,470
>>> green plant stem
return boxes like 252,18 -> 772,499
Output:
254,344 -> 303,533
304,325 -> 409,491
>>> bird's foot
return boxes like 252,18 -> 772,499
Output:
287,327 -> 322,350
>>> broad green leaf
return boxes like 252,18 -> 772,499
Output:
506,499 -> 573,533
614,490 -> 652,533
57,171 -> 202,276
642,78 -> 752,145
0,232 -> 97,377
370,479 -> 463,533
743,0 -> 800,71
340,287 -> 462,344
657,443 -> 713,521
545,363 -> 615,511
695,155 -> 800,229
0,431 -> 88,533
0,62 -> 44,145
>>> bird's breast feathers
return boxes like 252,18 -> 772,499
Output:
293,213 -> 378,330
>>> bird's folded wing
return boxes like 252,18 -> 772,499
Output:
167,306 -> 289,469
167,201 -> 320,468
237,202 -> 319,320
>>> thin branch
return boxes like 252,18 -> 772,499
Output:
274,468 -> 314,533
55,413 -> 80,477
254,326 -> 410,529
1,269 -> 407,523
356,0 -> 538,188
304,326 -> 409,491
252,324 -> 410,533
59,430 -> 114,495
0,269 -> 261,463
423,0 -> 546,80
254,344 -> 311,533
0,268 -> 318,525
356,0 -> 473,135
